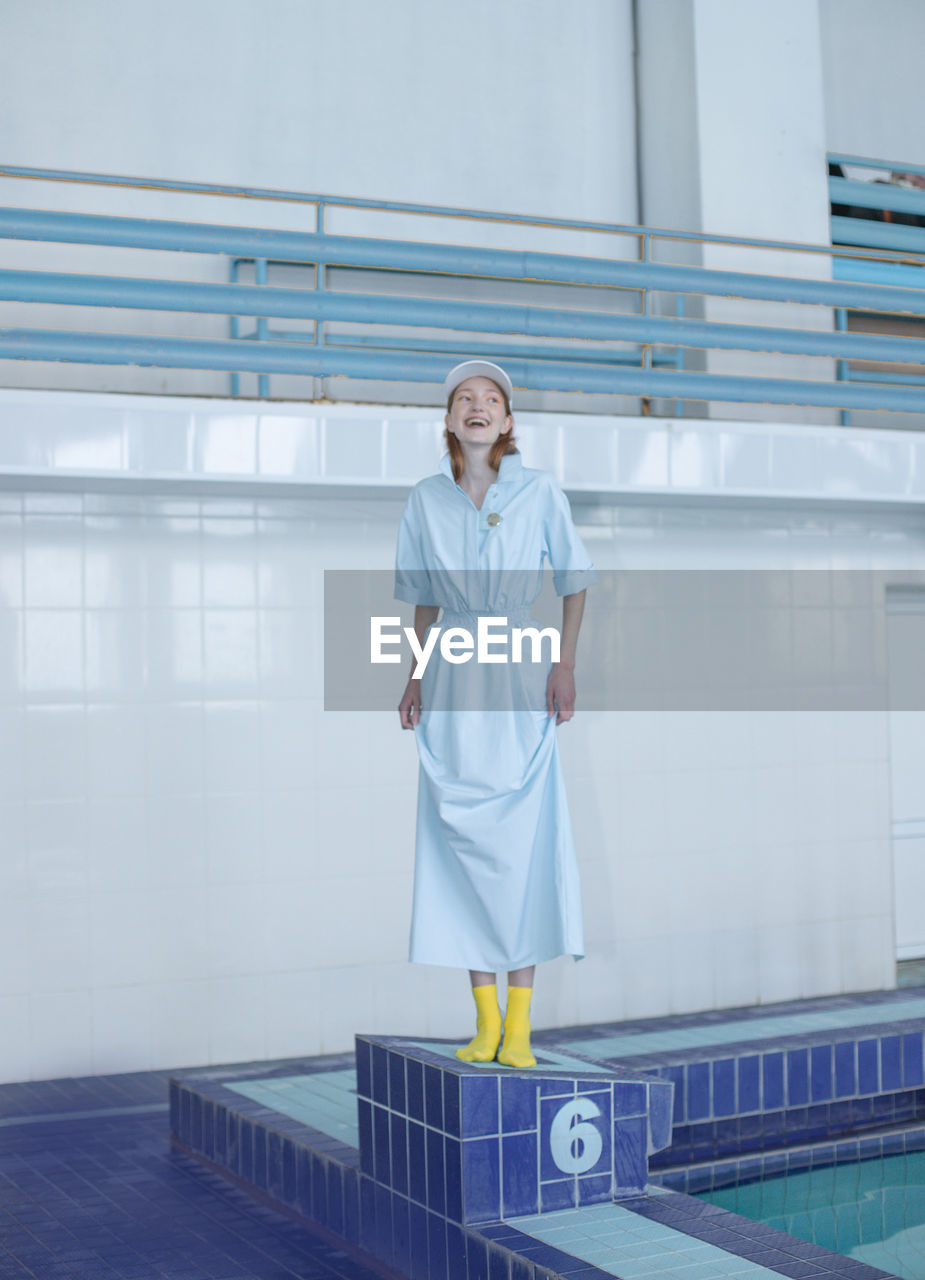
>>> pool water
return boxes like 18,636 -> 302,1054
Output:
700,1151 -> 925,1280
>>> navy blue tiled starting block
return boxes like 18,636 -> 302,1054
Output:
170,1029 -> 894,1280
355,1035 -> 674,1223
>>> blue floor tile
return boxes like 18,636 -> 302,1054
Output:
0,1071 -> 388,1280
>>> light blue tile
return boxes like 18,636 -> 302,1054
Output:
577,1201 -> 625,1219
579,1220 -> 628,1238
226,1070 -> 360,1147
668,1235 -> 708,1252
563,997 -> 925,1060
616,1220 -> 680,1241
560,1209 -> 596,1223
674,1263 -> 743,1280
613,1241 -> 677,1260
609,1258 -> 680,1277
707,1259 -> 761,1275
509,1202 -> 791,1280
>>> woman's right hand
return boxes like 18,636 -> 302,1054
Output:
398,605 -> 437,728
398,677 -> 422,729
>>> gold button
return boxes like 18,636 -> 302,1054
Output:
487,512 -> 502,527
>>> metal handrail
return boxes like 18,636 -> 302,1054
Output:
831,217 -> 925,256
2,329 -> 921,412
826,152 -> 925,424
3,268 -> 923,364
830,176 -> 925,219
0,164 -> 924,415
6,207 -> 925,312
0,160 -> 913,260
829,152 -> 925,180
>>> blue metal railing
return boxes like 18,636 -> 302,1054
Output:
827,152 -> 925,423
828,153 -> 925,274
0,163 -> 923,417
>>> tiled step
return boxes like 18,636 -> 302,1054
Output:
353,1035 -> 673,1221
658,1118 -> 925,1197
169,1030 -> 899,1280
555,991 -> 925,1167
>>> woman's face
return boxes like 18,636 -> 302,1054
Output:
445,377 -> 513,448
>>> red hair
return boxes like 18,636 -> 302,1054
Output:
444,381 -> 517,483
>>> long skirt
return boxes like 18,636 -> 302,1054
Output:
409,697 -> 585,973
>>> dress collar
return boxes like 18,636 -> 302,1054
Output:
439,450 -> 523,481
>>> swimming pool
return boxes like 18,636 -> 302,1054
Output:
700,1150 -> 925,1279
173,988 -> 925,1280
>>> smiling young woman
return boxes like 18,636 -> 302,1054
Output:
442,372 -> 516,485
394,360 -> 596,1068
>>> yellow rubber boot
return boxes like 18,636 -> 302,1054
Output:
456,984 -> 502,1063
497,985 -> 537,1068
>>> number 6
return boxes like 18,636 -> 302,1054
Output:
549,1098 -> 603,1175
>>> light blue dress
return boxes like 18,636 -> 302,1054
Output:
395,452 -> 597,973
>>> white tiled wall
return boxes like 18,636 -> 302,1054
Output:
4,390 -> 925,506
1,470 -> 919,1083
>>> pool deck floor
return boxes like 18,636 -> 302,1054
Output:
0,1067 -> 385,1280
5,987 -> 925,1280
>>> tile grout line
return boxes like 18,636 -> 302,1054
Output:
0,1102 -> 170,1127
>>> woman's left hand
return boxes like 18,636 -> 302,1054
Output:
546,662 -> 576,724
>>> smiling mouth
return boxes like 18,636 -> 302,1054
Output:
465,418 -> 489,428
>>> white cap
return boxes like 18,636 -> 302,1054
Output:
443,360 -> 514,407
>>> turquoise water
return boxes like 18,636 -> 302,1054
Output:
700,1152 -> 925,1280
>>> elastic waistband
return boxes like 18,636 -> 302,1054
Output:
440,607 -> 534,626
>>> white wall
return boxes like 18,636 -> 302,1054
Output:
4,0 -> 921,418
820,0 -> 925,163
0,0 -> 636,219
887,596 -> 925,961
1,391 -> 918,1084
635,0 -> 835,425
0,0 -> 922,1081
0,0 -> 639,402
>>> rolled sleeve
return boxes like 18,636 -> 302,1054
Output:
553,565 -> 598,596
543,478 -> 598,596
394,492 -> 436,605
